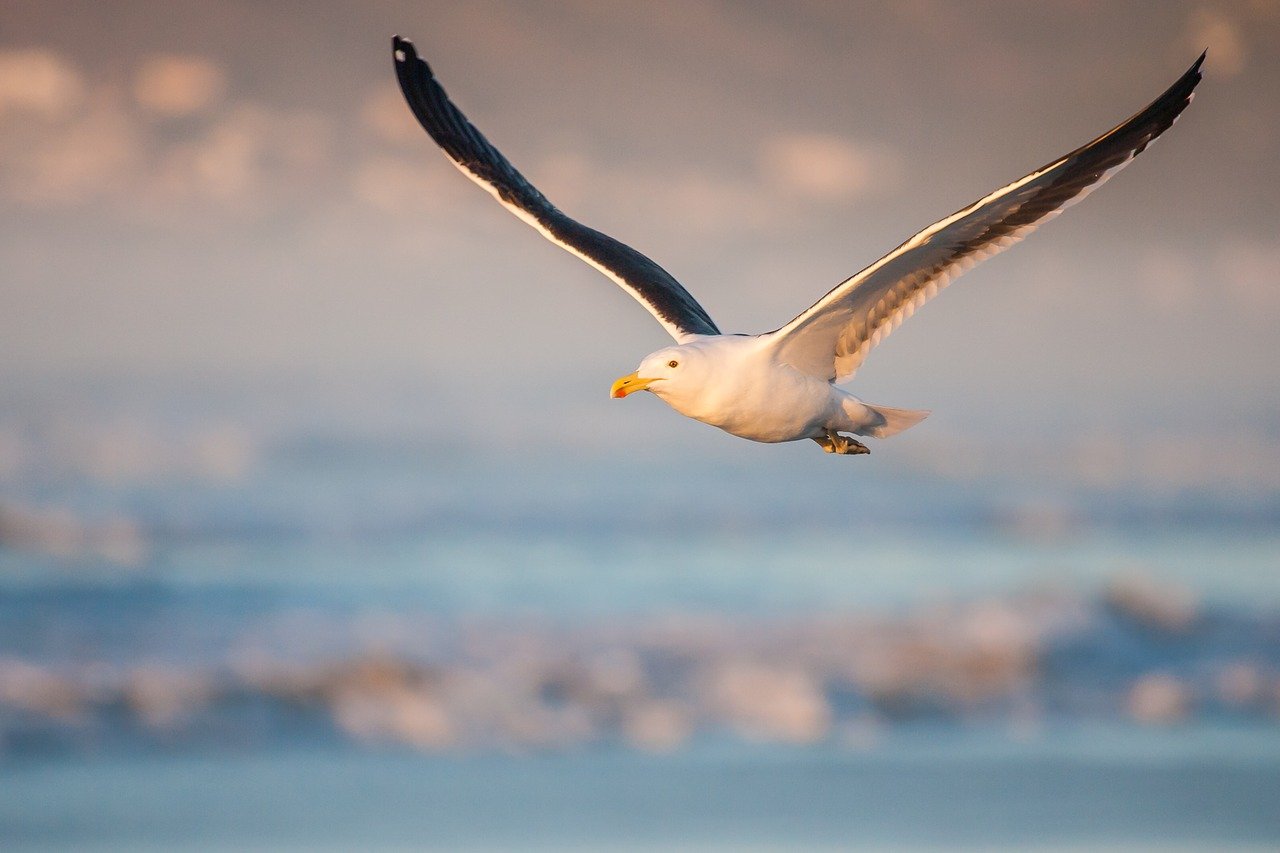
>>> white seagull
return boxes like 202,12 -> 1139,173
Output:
392,37 -> 1203,456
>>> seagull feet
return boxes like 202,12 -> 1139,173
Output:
813,432 -> 870,456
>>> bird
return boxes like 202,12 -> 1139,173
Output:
391,36 -> 1202,456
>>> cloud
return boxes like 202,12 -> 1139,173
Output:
133,55 -> 226,117
1,93 -> 143,205
148,104 -> 333,216
351,154 -> 458,215
1217,238 -> 1280,313
1187,8 -> 1247,77
0,49 -> 83,118
158,111 -> 259,203
545,152 -> 777,235
0,44 -> 337,219
758,133 -> 900,202
0,77 -> 333,217
649,170 -> 775,233
385,133 -> 898,243
362,87 -> 422,146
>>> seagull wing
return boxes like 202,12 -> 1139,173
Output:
392,36 -> 720,342
764,53 -> 1204,382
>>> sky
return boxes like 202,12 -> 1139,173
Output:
1,1 -> 1278,500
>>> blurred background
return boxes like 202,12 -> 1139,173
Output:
2,1 -> 1279,849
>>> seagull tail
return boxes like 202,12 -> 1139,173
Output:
855,402 -> 930,439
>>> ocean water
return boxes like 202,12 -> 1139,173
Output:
5,518 -> 1280,613
2,384 -> 1279,848
3,523 -> 1279,849
5,728 -> 1280,850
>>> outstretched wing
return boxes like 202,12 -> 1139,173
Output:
392,36 -> 720,342
765,52 -> 1204,382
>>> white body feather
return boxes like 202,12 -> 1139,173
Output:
636,336 -> 926,443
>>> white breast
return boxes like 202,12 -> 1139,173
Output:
655,337 -> 837,443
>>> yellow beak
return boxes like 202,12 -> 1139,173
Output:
610,372 -> 658,398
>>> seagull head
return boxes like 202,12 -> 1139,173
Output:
610,347 -> 703,402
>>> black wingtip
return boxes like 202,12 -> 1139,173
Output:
1191,49 -> 1207,77
1147,50 -> 1205,122
392,35 -> 409,60
392,35 -> 434,80
1170,50 -> 1205,93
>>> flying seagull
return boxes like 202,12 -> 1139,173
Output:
392,37 -> 1202,456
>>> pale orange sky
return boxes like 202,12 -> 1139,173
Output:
1,1 -> 1277,487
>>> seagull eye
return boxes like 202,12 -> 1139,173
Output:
668,360 -> 679,368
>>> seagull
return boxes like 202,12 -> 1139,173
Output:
392,37 -> 1202,456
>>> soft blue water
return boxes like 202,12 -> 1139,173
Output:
5,727 -> 1280,850
5,525 -> 1279,615
3,525 -> 1280,848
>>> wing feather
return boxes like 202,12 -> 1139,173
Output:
392,36 -> 720,342
765,53 -> 1204,382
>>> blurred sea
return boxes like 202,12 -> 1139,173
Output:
2,379 -> 1278,849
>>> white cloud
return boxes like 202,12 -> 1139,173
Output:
759,133 -> 900,202
161,111 -> 259,202
0,49 -> 83,118
0,44 -> 334,219
148,104 -> 332,215
1217,238 -> 1280,313
1187,8 -> 1247,77
362,86 -> 422,146
133,55 -> 226,117
655,171 -> 776,233
351,154 -> 456,214
531,151 -> 787,236
1,94 -> 143,205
